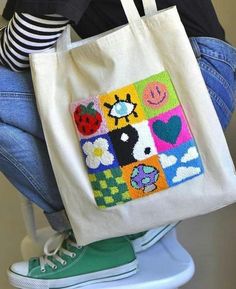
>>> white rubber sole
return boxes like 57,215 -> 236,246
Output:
132,223 -> 177,253
7,259 -> 138,289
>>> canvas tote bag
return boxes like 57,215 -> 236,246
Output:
30,0 -> 236,245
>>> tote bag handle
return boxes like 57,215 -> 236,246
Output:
120,0 -> 158,23
56,0 -> 158,51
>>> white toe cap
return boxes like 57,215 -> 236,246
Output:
10,261 -> 29,275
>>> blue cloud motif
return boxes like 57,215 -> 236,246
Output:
161,140 -> 204,186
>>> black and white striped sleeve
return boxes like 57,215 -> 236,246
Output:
0,13 -> 69,71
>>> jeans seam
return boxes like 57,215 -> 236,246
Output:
194,36 -> 236,54
190,37 -> 236,71
0,143 -> 54,206
0,92 -> 34,99
199,61 -> 234,100
200,51 -> 236,72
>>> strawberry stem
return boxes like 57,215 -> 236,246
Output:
79,102 -> 96,115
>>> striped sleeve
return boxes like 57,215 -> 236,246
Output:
0,13 -> 69,71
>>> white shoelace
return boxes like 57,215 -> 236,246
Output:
39,232 -> 82,272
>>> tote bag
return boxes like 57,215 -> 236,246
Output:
30,0 -> 236,245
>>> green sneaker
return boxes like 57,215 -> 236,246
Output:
129,223 -> 178,253
8,231 -> 137,289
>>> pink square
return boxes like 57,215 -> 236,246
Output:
70,96 -> 108,140
148,106 -> 193,153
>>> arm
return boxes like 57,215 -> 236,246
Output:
0,13 -> 69,71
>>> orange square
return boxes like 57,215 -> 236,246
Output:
99,84 -> 145,131
121,156 -> 169,199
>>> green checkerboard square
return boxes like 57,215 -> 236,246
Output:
88,168 -> 132,208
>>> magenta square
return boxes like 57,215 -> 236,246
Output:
148,106 -> 193,153
70,96 -> 108,140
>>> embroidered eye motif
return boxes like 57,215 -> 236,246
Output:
104,94 -> 138,126
110,101 -> 135,118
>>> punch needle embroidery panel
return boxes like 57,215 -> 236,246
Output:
71,71 -> 204,208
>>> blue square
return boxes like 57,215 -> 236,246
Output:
80,134 -> 119,174
159,140 -> 204,186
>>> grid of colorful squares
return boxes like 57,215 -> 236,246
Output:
70,71 -> 204,208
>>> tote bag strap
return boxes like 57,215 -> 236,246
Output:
120,0 -> 158,22
56,24 -> 71,52
142,0 -> 158,15
56,0 -> 158,51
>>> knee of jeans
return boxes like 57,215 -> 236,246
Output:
0,66 -> 34,93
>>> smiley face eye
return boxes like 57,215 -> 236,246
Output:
110,101 -> 135,118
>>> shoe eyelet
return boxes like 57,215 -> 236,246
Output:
62,261 -> 67,266
71,253 -> 77,258
77,246 -> 82,249
40,268 -> 46,273
52,265 -> 58,270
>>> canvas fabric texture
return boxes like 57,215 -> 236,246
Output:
30,0 -> 236,245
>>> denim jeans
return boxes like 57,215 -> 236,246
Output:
190,37 -> 236,129
0,68 -> 71,231
0,37 -> 236,232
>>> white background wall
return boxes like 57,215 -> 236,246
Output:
0,1 -> 236,288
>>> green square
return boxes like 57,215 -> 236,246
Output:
107,178 -> 117,187
134,71 -> 180,119
95,197 -> 106,208
112,167 -> 122,178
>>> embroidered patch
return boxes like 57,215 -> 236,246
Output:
134,71 -> 180,118
71,71 -> 204,208
99,84 -> 145,131
149,106 -> 192,153
121,156 -> 169,199
159,140 -> 204,186
80,134 -> 118,173
88,168 -> 131,208
71,97 -> 108,139
108,120 -> 157,166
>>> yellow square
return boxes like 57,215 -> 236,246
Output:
104,196 -> 114,204
94,190 -> 103,198
115,177 -> 124,184
110,187 -> 119,194
89,174 -> 97,182
99,84 -> 145,131
104,170 -> 113,179
99,180 -> 107,189
122,191 -> 131,200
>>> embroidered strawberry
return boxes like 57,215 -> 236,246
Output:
74,102 -> 102,136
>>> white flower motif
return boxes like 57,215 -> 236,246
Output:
82,137 -> 114,169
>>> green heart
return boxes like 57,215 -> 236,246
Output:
152,116 -> 182,144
